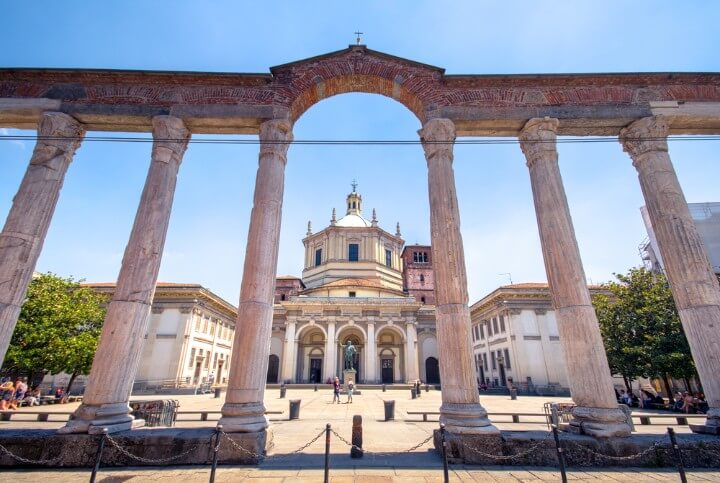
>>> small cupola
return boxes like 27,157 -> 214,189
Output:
346,180 -> 363,216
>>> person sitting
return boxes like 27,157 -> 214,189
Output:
619,390 -> 632,406
54,386 -> 65,400
695,393 -> 709,414
640,389 -> 655,409
681,392 -> 695,414
672,393 -> 684,412
23,386 -> 41,407
0,379 -> 14,410
8,378 -> 27,410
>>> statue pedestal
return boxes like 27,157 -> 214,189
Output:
343,369 -> 357,391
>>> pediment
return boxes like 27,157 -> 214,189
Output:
270,45 -> 445,76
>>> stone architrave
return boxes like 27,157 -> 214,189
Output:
519,117 -> 631,437
61,115 -> 190,434
419,118 -> 496,434
620,116 -> 720,433
219,119 -> 292,433
0,112 -> 84,365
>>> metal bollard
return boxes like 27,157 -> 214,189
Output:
440,423 -> 449,483
667,427 -> 687,483
89,428 -> 108,483
351,414 -> 364,458
280,384 -> 286,399
382,384 -> 386,392
551,425 -> 567,483
411,387 -> 417,399
314,384 -> 318,392
324,423 -> 331,483
209,425 -> 222,483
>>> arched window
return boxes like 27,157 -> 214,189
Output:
420,274 -> 425,283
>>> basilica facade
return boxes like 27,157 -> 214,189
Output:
267,188 -> 440,384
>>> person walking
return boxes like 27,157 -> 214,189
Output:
346,379 -> 354,404
332,377 -> 341,404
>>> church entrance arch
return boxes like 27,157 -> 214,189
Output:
380,349 -> 395,384
297,326 -> 326,383
425,357 -> 440,384
267,354 -> 279,383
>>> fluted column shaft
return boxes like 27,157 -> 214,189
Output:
621,116 -> 720,431
281,319 -> 296,383
419,118 -> 495,433
520,118 -> 631,436
0,113 -> 84,365
61,115 -> 190,434
220,120 -> 292,433
366,321 -> 376,382
520,117 -> 630,437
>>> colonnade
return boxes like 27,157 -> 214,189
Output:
0,112 -> 718,438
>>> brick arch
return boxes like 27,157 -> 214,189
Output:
288,74 -> 426,124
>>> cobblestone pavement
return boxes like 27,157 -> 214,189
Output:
1,465 -> 719,482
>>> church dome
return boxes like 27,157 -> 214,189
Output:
336,213 -> 371,227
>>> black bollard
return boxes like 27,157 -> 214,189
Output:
425,384 -> 429,392
382,384 -> 386,392
89,428 -> 107,483
209,425 -> 222,483
416,381 -> 421,398
324,423 -> 331,483
411,387 -> 417,399
280,384 -> 286,399
314,384 -> 318,392
351,415 -> 364,458
551,425 -> 567,483
440,423 -> 449,483
667,427 -> 687,483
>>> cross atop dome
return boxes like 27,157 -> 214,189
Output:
351,179 -> 358,193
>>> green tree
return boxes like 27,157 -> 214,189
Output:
592,267 -> 696,397
2,273 -> 107,393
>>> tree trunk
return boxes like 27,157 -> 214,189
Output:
623,375 -> 631,392
695,371 -> 704,393
662,373 -> 673,401
683,377 -> 692,393
66,371 -> 78,395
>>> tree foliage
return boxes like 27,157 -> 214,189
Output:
593,267 -> 695,388
2,273 -> 107,388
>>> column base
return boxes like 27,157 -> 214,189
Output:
690,408 -> 720,435
58,402 -> 142,434
439,402 -> 498,434
565,405 -> 632,438
219,402 -> 268,433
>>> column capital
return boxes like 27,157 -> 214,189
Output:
259,119 -> 293,163
619,115 -> 669,161
36,112 -> 84,153
418,118 -> 455,162
151,115 -> 190,165
519,117 -> 558,167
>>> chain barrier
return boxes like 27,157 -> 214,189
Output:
0,441 -> 63,465
445,430 -> 553,462
219,427 -> 327,463
560,438 -> 666,462
330,428 -> 434,457
104,433 -> 207,464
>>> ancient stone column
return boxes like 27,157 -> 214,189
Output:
519,117 -> 631,437
0,112 -> 84,365
281,319 -> 296,383
419,118 -> 495,433
620,116 -> 720,433
61,115 -> 190,434
219,119 -> 292,433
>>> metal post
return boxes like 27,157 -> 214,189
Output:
324,423 -> 331,483
209,425 -> 222,483
89,428 -> 107,483
551,425 -> 567,483
440,423 -> 449,483
667,427 -> 687,483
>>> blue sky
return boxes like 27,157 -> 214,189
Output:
1,1 -> 719,304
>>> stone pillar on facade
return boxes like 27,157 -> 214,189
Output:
0,112 -> 84,365
405,320 -> 419,382
419,118 -> 496,434
366,320 -> 377,383
219,119 -> 292,433
519,117 -> 631,437
620,116 -> 720,433
324,319 -> 337,381
281,318 -> 297,383
61,115 -> 190,434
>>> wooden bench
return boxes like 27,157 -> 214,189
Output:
406,411 -> 549,423
0,411 -> 73,422
634,414 -> 706,426
176,410 -> 284,421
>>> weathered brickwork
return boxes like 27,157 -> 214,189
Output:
401,244 -> 436,305
2,45 -> 719,134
